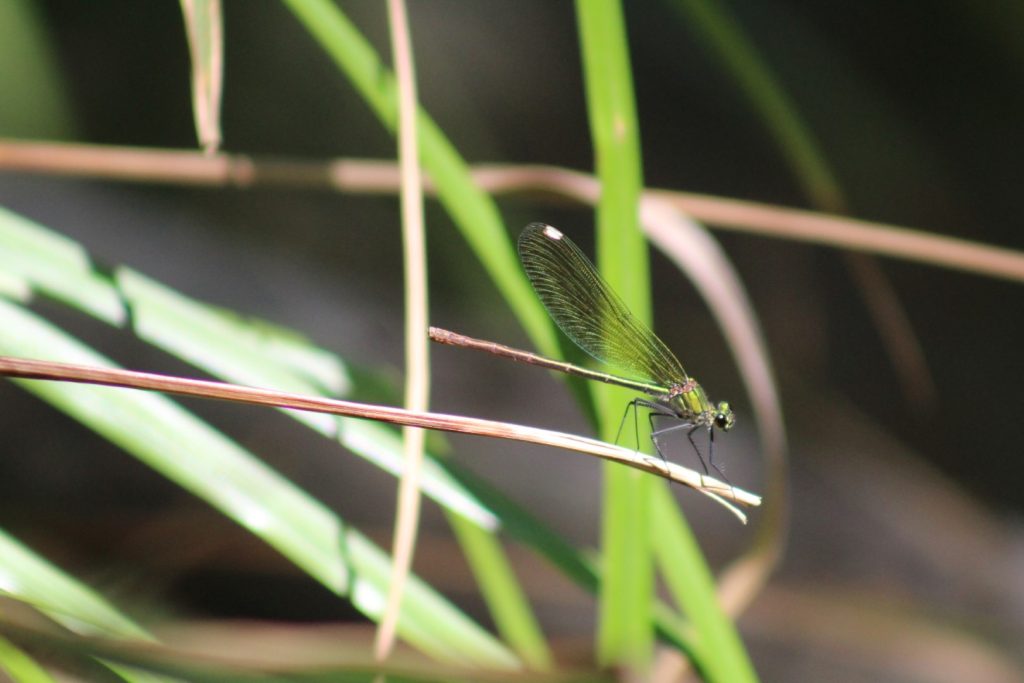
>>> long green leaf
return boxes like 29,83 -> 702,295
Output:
574,0 -> 654,669
0,206 -> 123,324
0,635 -> 56,683
438,462 -> 700,658
280,0 -> 558,363
576,4 -> 762,678
651,485 -> 758,682
0,608 -> 580,683
448,513 -> 552,670
114,267 -> 497,530
0,532 -> 150,640
0,206 -> 497,531
0,0 -> 75,138
0,202 -> 529,661
0,298 -> 518,668
275,1 -> 562,658
666,0 -> 842,211
0,530 -> 171,683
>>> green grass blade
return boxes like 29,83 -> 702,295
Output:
650,486 -> 758,683
280,0 -> 558,362
0,531 -> 150,639
0,530 -> 173,683
0,1 -> 75,138
666,0 -> 842,211
0,206 -> 124,324
266,1 -> 561,658
0,635 -> 55,683
441,461 -> 701,659
577,4 -> 762,676
113,268 -> 498,531
574,0 -> 654,668
3,524 -> 528,681
441,464 -> 599,594
0,613 -> 541,683
341,532 -> 519,668
0,268 -> 29,300
0,297 -> 351,594
0,299 -> 517,668
0,207 -> 498,531
448,512 -> 553,670
0,206 -> 535,661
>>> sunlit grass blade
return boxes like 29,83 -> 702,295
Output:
114,268 -> 497,530
440,461 -> 705,659
0,207 -> 498,530
0,206 -> 123,323
576,2 -> 761,677
574,0 -> 654,669
0,530 -> 172,683
448,513 -> 552,670
0,268 -> 29,300
0,3 -> 74,138
0,532 -> 150,639
0,206 -> 547,658
0,299 -> 518,668
0,634 -> 56,683
650,486 -> 757,683
279,0 -> 559,362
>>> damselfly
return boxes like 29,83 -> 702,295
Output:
430,222 -> 734,480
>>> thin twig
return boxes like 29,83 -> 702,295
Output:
0,356 -> 762,512
0,140 -> 1020,283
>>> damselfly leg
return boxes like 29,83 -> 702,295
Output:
614,398 -> 681,478
650,416 -> 732,492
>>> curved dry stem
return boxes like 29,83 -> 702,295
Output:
640,196 -> 788,615
376,0 -> 428,662
0,356 -> 761,512
1,141 -> 1019,283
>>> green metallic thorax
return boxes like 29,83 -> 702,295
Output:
668,380 -> 714,423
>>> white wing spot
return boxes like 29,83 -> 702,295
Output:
543,225 -> 563,240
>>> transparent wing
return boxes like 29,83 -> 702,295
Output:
517,223 -> 688,386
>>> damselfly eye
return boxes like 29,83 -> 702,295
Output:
715,402 -> 735,431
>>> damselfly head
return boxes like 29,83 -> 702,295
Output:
714,401 -> 735,431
